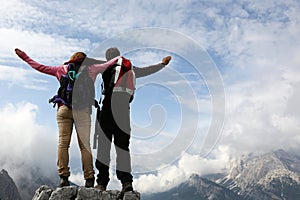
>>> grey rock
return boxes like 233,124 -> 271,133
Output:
75,187 -> 101,200
101,190 -> 120,200
31,185 -> 140,200
123,191 -> 141,200
32,185 -> 53,200
49,186 -> 77,200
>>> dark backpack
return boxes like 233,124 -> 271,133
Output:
101,57 -> 136,101
49,62 -> 95,111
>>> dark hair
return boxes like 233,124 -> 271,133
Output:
105,47 -> 120,60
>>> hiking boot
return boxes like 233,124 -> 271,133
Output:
118,182 -> 133,199
85,177 -> 95,188
122,182 -> 133,192
58,176 -> 70,187
95,184 -> 106,192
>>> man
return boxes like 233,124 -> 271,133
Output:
94,47 -> 171,196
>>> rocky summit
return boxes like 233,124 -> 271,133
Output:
32,185 -> 140,200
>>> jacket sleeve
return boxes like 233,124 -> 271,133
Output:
88,56 -> 121,82
133,63 -> 166,78
84,57 -> 106,66
18,51 -> 63,79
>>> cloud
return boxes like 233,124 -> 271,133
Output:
0,0 -> 188,44
0,102 -> 57,182
134,146 -> 230,194
219,64 -> 300,156
69,172 -> 85,187
0,64 -> 50,90
0,28 -> 94,65
137,1 -> 298,159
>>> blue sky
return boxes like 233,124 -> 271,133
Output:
1,0 -> 300,194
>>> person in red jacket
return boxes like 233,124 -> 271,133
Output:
15,48 -> 120,187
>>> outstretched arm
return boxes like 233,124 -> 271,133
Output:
83,57 -> 106,66
15,48 -> 64,80
133,56 -> 172,78
88,56 -> 121,81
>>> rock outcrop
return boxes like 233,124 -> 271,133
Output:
0,169 -> 22,200
32,185 -> 140,200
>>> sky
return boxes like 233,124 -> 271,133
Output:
1,0 -> 300,195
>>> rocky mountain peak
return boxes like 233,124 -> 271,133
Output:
187,173 -> 201,185
1,169 -> 9,175
218,150 -> 300,199
0,168 -> 22,200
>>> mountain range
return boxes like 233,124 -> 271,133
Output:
217,149 -> 300,200
142,174 -> 241,200
143,149 -> 300,200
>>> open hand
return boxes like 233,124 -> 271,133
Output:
162,56 -> 172,65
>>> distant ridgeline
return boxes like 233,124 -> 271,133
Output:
143,149 -> 300,200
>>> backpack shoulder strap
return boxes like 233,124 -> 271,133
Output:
117,57 -> 132,71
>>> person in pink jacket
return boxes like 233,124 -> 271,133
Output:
15,48 -> 120,187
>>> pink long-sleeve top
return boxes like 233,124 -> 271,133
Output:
18,51 -> 120,82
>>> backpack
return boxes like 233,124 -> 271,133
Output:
93,57 -> 135,149
101,57 -> 136,101
49,61 -> 95,111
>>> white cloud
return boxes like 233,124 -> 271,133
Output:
0,28 -> 94,65
0,64 -> 49,90
219,64 -> 300,155
134,147 -> 230,194
0,102 -> 57,181
1,0 -> 189,43
169,1 -> 300,159
69,172 -> 85,187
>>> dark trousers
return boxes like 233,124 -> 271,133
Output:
95,93 -> 133,187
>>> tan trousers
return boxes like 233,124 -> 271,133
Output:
56,105 -> 94,179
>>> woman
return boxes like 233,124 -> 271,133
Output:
15,48 -> 120,187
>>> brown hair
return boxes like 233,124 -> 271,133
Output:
69,52 -> 86,61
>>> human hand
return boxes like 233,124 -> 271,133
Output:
15,48 -> 23,57
162,56 -> 172,65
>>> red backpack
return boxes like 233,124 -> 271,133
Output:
101,57 -> 136,99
